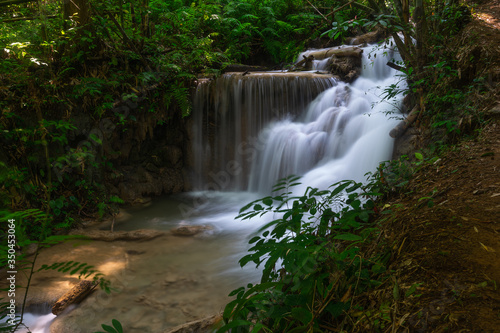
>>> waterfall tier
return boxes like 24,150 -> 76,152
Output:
191,72 -> 337,190
191,41 -> 405,194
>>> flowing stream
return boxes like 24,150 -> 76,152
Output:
16,40 -> 404,332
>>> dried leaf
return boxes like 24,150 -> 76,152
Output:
479,242 -> 496,252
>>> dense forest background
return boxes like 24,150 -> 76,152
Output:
1,0 -> 499,331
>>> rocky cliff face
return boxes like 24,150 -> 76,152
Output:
70,109 -> 188,205
107,116 -> 187,204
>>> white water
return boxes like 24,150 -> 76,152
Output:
191,71 -> 337,190
21,41 -> 404,332
250,43 -> 403,193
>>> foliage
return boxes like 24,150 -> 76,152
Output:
324,0 -> 486,140
94,319 -> 124,333
0,209 -> 112,332
218,175 -> 393,332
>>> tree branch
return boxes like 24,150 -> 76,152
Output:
306,0 -> 328,21
104,10 -> 152,72
326,1 -> 356,17
1,15 -> 56,23
386,61 -> 405,72
0,0 -> 34,6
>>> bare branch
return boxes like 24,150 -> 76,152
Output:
306,0 -> 328,21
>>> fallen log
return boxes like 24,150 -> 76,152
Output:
52,280 -> 98,315
387,61 -> 405,72
303,47 -> 363,61
389,105 -> 420,138
162,314 -> 223,333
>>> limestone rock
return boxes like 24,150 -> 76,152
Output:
69,229 -> 165,241
346,30 -> 386,45
170,225 -> 213,237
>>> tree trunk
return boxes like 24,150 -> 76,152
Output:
63,0 -> 91,27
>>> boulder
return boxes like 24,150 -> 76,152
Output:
170,225 -> 213,237
346,30 -> 386,45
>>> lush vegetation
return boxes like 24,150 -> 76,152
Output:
218,175 -> 389,332
1,0 -> 496,331
217,157 -> 422,332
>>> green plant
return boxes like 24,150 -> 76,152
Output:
322,17 -> 362,42
94,319 -> 124,333
218,175 -> 391,332
0,209 -> 112,332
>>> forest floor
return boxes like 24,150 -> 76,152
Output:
384,118 -> 500,332
379,1 -> 500,331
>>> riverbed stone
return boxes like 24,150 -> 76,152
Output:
170,225 -> 213,237
68,229 -> 165,241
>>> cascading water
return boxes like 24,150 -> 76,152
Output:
191,72 -> 337,190
193,40 -> 404,194
17,40 -> 405,333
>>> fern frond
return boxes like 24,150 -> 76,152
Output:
37,261 -> 112,293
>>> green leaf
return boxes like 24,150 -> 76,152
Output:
291,307 -> 312,325
415,152 -> 423,160
249,236 -> 260,244
111,319 -> 123,333
262,197 -> 273,206
325,301 -> 350,318
100,324 -> 117,333
359,211 -> 370,222
217,319 -> 253,332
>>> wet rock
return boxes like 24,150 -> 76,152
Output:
23,243 -> 39,257
330,54 -> 362,83
170,225 -> 213,237
162,314 -> 223,333
299,47 -> 363,82
487,102 -> 500,117
126,250 -> 146,255
346,30 -> 386,45
162,273 -> 200,287
68,229 -> 165,241
50,315 -> 85,333
392,127 -> 419,160
219,63 -> 268,73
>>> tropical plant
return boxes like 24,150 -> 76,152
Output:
0,209 -> 112,332
217,175 -> 392,332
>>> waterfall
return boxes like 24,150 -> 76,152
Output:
192,41 -> 405,194
191,72 -> 337,190
21,40 -> 405,333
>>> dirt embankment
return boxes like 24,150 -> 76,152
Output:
384,117 -> 500,332
377,1 -> 500,331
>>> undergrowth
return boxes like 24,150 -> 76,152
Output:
217,152 -> 445,332
217,170 -> 397,332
